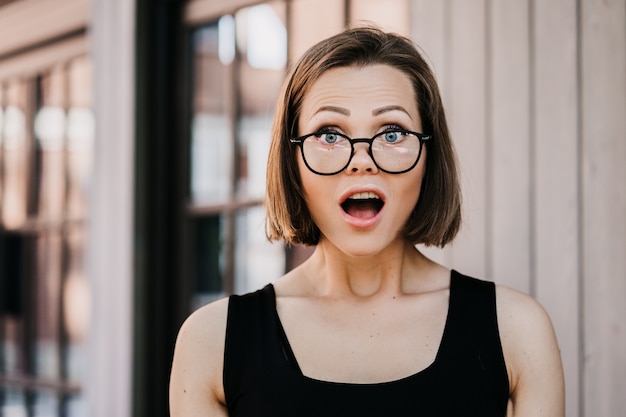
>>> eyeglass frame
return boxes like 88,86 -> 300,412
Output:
289,129 -> 431,176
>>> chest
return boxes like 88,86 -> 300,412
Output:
223,276 -> 510,417
275,292 -> 449,384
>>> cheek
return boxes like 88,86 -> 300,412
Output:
399,161 -> 427,213
405,174 -> 424,208
296,153 -> 310,194
297,156 -> 321,207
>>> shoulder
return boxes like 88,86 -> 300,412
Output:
495,285 -> 557,357
494,285 -> 565,414
175,297 -> 230,358
495,285 -> 557,368
169,297 -> 230,414
495,284 -> 552,330
173,297 -> 230,376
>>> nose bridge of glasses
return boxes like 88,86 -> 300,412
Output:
346,137 -> 377,170
350,137 -> 374,152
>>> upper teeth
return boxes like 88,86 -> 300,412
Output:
348,192 -> 379,200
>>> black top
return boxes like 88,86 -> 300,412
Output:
224,270 -> 509,416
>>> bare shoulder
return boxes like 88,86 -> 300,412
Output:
495,285 -> 565,416
495,286 -> 556,371
495,285 -> 553,335
169,297 -> 230,417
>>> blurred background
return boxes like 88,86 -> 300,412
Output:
0,0 -> 624,416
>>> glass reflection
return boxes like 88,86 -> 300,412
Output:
35,232 -> 62,380
190,23 -> 233,204
236,1 -> 286,199
2,80 -> 28,229
235,206 -> 285,294
0,92 -> 4,202
35,67 -> 67,222
236,4 -> 287,70
66,57 -> 94,219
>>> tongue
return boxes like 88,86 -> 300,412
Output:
344,200 -> 380,219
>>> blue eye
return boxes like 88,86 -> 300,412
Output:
384,131 -> 401,143
321,132 -> 338,144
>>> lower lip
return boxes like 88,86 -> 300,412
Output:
340,206 -> 384,229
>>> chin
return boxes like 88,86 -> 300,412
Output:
328,237 -> 398,259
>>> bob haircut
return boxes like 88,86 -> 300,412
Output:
266,26 -> 461,248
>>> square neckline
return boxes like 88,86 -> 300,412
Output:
266,270 -> 460,387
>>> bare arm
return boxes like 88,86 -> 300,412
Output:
169,298 -> 229,417
497,286 -> 565,417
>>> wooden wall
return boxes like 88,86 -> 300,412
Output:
412,1 -> 626,416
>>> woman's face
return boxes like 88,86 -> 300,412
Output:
297,64 -> 426,257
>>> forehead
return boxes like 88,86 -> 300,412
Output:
301,64 -> 418,116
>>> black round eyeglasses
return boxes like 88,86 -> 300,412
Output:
290,129 -> 430,175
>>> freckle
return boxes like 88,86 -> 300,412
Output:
184,390 -> 187,394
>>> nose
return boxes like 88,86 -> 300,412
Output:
346,142 -> 378,174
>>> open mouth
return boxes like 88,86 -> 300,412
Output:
340,191 -> 385,219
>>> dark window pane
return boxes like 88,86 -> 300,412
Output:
192,216 -> 223,307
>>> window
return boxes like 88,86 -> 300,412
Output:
186,2 -> 288,306
0,56 -> 93,417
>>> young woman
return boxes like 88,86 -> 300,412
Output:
170,26 -> 565,416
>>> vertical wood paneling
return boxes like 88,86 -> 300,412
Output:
580,0 -> 626,415
411,0 -> 448,266
410,2 -> 626,416
445,0 -> 489,279
349,0 -> 411,36
532,1 -> 580,415
488,0 -> 531,293
411,0 -> 446,83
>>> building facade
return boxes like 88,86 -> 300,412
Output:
0,0 -> 624,417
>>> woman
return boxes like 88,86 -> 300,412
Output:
170,26 -> 565,416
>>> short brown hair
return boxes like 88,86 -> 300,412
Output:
265,26 -> 461,247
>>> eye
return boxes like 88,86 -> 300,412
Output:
383,130 -> 404,143
321,132 -> 339,144
314,130 -> 342,145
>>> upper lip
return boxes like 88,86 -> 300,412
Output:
338,186 -> 386,205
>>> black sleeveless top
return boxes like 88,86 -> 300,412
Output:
224,270 -> 509,416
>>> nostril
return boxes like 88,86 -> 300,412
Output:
350,165 -> 373,173
347,149 -> 378,173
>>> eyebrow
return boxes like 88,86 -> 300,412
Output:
372,105 -> 413,120
314,105 -> 351,116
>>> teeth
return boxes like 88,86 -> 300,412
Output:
348,192 -> 379,200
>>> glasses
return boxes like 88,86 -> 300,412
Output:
290,129 -> 430,175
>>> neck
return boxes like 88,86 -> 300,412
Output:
300,239 -> 430,299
